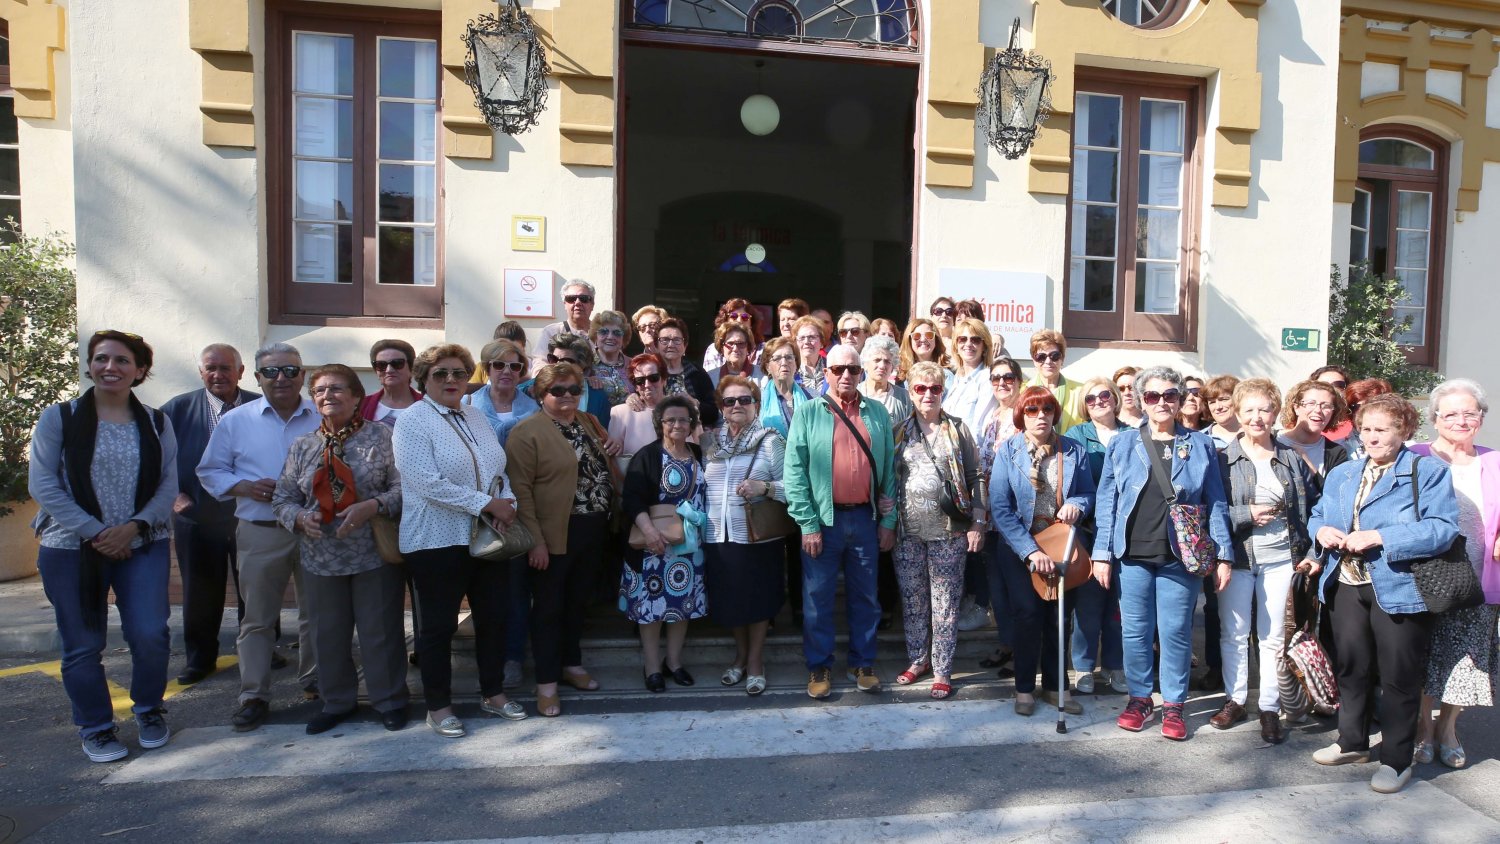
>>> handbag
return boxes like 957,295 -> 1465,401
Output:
741,430 -> 797,543
628,502 -> 687,549
370,513 -> 404,564
437,405 -> 535,561
1145,436 -> 1217,576
1282,571 -> 1340,713
1030,455 -> 1090,600
1407,455 -> 1484,614
914,417 -> 971,527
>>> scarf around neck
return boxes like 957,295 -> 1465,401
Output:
312,414 -> 364,523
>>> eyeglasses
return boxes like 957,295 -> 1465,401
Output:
1084,391 -> 1114,406
910,332 -> 935,343
990,372 -> 1018,384
563,294 -> 593,304
796,334 -> 822,344
546,354 -> 579,365
631,372 -> 663,387
662,416 -> 693,427
955,336 -> 983,346
429,368 -> 471,383
546,384 -> 584,397
721,395 -> 755,407
1297,401 -> 1335,412
489,360 -> 526,373
767,353 -> 797,365
636,322 -> 660,333
1022,404 -> 1051,418
657,335 -> 684,346
1033,351 -> 1063,364
1438,411 -> 1483,424
839,327 -> 865,337
827,364 -> 862,377
930,306 -> 957,318
372,359 -> 408,372
257,365 -> 303,380
311,385 -> 349,397
727,311 -> 753,322
595,327 -> 624,338
1141,389 -> 1181,406
722,339 -> 749,349
911,383 -> 944,396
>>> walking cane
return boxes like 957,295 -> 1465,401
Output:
1056,525 -> 1079,735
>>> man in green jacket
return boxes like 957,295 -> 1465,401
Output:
785,345 -> 898,700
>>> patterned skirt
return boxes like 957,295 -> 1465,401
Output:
1424,603 -> 1499,707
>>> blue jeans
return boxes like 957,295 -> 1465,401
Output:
1072,571 -> 1123,673
801,507 -> 881,671
38,542 -> 171,738
1119,558 -> 1198,703
983,532 -> 1014,647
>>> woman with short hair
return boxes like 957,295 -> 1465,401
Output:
870,318 -> 900,342
589,310 -> 634,407
710,321 -> 761,387
701,298 -> 764,372
755,336 -> 812,437
631,306 -> 667,356
1203,374 -> 1241,450
836,311 -> 872,352
363,339 -> 423,427
1340,378 -> 1394,459
928,296 -> 958,341
1064,376 -> 1127,695
467,339 -> 538,441
1024,330 -> 1084,434
1312,365 -> 1355,443
1114,367 -> 1142,428
776,297 -> 810,339
791,315 -> 830,396
858,335 -> 912,423
1177,375 -> 1209,431
656,317 -> 721,428
1278,379 -> 1351,491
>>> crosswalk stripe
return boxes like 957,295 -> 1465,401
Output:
105,698 -> 1125,784
412,780 -> 1500,844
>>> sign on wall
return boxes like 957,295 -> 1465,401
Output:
512,216 -> 546,252
504,269 -> 556,318
938,268 -> 1048,358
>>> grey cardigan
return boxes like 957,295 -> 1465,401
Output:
1219,437 -> 1318,568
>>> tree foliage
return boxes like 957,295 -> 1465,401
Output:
1326,263 -> 1442,399
0,223 -> 78,514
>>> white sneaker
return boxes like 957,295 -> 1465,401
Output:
1370,764 -> 1412,794
1108,670 -> 1129,694
1075,672 -> 1096,694
956,602 -> 992,632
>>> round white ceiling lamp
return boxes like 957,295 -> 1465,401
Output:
741,93 -> 780,136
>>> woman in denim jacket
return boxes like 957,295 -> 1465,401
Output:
1090,366 -> 1233,742
1303,394 -> 1460,794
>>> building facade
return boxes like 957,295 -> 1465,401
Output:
4,0 -> 1494,443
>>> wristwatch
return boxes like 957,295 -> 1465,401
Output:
130,519 -> 150,538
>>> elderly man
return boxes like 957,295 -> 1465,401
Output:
531,279 -> 596,371
784,344 -> 898,699
198,343 -> 321,731
161,344 -> 260,685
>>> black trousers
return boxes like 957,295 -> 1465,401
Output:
173,515 -> 245,672
408,544 -> 509,711
530,512 -> 607,685
784,535 -> 804,615
996,541 -> 1075,694
1327,579 -> 1435,772
1201,576 -> 1222,670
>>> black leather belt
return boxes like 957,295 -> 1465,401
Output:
241,519 -> 279,528
833,502 -> 871,511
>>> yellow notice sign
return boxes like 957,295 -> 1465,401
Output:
512,215 -> 546,252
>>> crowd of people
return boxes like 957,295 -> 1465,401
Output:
27,283 -> 1498,797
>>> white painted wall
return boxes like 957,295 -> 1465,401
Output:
1438,160 -> 1500,448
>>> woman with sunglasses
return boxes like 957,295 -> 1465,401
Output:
991,386 -> 1096,716
1023,330 -> 1084,434
897,317 -> 950,385
836,311 -> 872,353
1203,375 -> 1242,450
611,353 -> 696,475
1177,376 -> 1209,431
589,310 -> 634,407
1311,365 -> 1354,444
466,339 -> 538,442
506,363 -> 618,717
709,322 -> 761,388
1114,367 -> 1143,428
1091,366 -> 1233,741
362,339 -> 422,427
1277,380 -> 1351,493
976,357 -> 1025,672
701,298 -> 764,372
1063,376 -> 1127,695
942,318 -> 998,440
928,297 -> 958,342
631,306 -> 667,356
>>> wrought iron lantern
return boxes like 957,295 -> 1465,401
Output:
976,18 -> 1053,160
464,0 -> 550,135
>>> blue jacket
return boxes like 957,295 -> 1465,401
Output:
1308,447 -> 1460,615
465,385 -> 539,445
990,433 -> 1096,561
159,387 -> 260,525
1063,420 -> 1111,484
755,376 -> 814,438
1090,424 -> 1233,563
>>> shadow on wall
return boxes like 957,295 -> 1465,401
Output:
1200,277 -> 1296,380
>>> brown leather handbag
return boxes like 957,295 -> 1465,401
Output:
1030,454 -> 1090,600
627,504 -> 686,549
741,431 -> 797,542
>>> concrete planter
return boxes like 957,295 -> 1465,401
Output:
0,499 -> 41,582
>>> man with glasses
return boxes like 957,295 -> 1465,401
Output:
198,342 -> 321,731
1024,329 -> 1085,434
161,344 -> 260,686
785,344 -> 899,699
531,280 -> 597,371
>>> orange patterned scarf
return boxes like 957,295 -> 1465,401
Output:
312,415 -> 364,523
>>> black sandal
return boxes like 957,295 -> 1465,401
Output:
979,648 -> 1013,669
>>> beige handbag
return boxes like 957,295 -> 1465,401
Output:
627,503 -> 686,550
370,513 -> 404,564
438,407 -> 535,561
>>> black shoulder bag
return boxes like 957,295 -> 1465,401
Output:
1406,454 -> 1483,614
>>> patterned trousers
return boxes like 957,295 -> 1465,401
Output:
893,534 -> 968,676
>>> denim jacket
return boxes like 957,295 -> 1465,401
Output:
1309,447 -> 1460,615
1090,424 -> 1233,563
1219,437 -> 1318,569
1063,420 -> 1111,484
990,433 -> 1096,561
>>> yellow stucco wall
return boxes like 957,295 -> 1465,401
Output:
0,0 -> 67,120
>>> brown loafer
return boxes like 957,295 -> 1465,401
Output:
1209,700 -> 1247,730
1260,712 -> 1284,744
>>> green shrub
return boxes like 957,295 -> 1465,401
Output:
1326,263 -> 1442,399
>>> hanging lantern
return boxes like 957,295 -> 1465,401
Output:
464,0 -> 550,135
976,18 -> 1053,160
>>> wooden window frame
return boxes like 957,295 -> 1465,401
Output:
0,19 -> 19,243
266,0 -> 444,328
1063,70 -> 1205,351
1355,124 -> 1447,368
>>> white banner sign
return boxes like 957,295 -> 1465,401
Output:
503,269 -> 556,319
937,268 -> 1048,358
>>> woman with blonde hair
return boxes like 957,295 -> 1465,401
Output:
1064,375 -> 1127,694
631,306 -> 668,356
1024,329 -> 1084,434
943,318 -> 997,438
898,317 -> 950,383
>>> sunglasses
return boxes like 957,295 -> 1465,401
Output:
990,372 -> 1019,384
727,311 -> 753,321
1328,380 -> 1349,390
955,336 -> 983,346
372,359 -> 408,372
257,365 -> 303,380
910,332 -> 936,342
546,384 -> 584,397
1022,404 -> 1052,418
636,323 -> 660,333
489,360 -> 526,373
839,327 -> 865,337
546,354 -> 579,365
595,327 -> 625,338
631,372 -> 663,386
911,383 -> 944,396
721,395 -> 755,407
429,368 -> 471,383
722,339 -> 749,349
1034,351 -> 1063,364
827,364 -> 863,377
1084,391 -> 1114,406
563,294 -> 593,304
930,306 -> 957,318
1141,389 -> 1182,406
1184,386 -> 1202,396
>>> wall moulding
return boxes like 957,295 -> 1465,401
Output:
0,0 -> 67,120
924,0 -> 982,188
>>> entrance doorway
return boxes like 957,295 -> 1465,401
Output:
618,45 -> 919,352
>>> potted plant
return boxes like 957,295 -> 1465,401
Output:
0,222 -> 78,581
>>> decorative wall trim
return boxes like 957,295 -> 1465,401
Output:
189,0 -> 255,147
441,0 -> 495,159
547,0 -> 616,168
923,0 -> 982,188
0,0 -> 67,120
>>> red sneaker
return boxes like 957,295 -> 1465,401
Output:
1162,703 -> 1188,741
1117,696 -> 1155,732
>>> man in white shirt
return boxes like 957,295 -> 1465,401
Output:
530,279 -> 596,372
197,342 -> 321,732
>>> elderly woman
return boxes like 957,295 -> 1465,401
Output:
1411,379 -> 1499,771
898,317 -> 950,384
892,362 -> 986,700
506,363 -> 616,717
710,321 -> 761,387
1211,378 -> 1319,745
858,335 -> 912,423
1114,366 -> 1143,428
1303,394 -> 1460,794
1203,375 -> 1241,449
274,364 -> 406,734
467,339 -> 538,441
393,344 -> 525,738
1278,379 -> 1351,489
539,334 -> 612,424
1024,330 -> 1084,434
790,315 -> 830,396
871,318 -> 900,342
622,395 -> 708,691
362,339 -> 423,426
652,317 -> 720,429
837,311 -> 872,353
1340,378 -> 1394,460
29,330 -> 178,762
977,356 -> 1025,670
631,305 -> 667,356
943,318 -> 998,438
1063,376 -> 1127,695
702,298 -> 764,371
991,386 -> 1096,716
589,310 -> 634,407
756,335 -> 814,437
1091,366 -> 1233,741
775,297 -> 809,339
610,353 -> 687,474
704,377 -> 788,695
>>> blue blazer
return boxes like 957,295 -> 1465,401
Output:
160,387 -> 260,525
1090,424 -> 1233,563
1308,447 -> 1460,615
990,433 -> 1096,561
1063,420 -> 1110,484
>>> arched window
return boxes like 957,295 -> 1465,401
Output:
627,0 -> 915,50
749,1 -> 801,37
1352,127 -> 1446,364
1099,0 -> 1189,28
